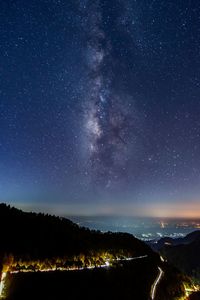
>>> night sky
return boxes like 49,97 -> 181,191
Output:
1,0 -> 200,217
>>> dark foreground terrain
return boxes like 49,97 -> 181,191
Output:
0,203 -> 194,300
5,258 -> 157,300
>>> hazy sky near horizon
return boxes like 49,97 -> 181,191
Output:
1,0 -> 200,217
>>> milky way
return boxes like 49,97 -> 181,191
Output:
1,0 -> 200,215
82,1 -> 143,188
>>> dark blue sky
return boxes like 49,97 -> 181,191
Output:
1,0 -> 200,217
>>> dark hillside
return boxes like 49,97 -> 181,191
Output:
0,203 -> 156,262
161,238 -> 200,282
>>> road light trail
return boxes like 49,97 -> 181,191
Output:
0,272 -> 7,298
10,255 -> 149,274
151,267 -> 164,300
114,255 -> 148,261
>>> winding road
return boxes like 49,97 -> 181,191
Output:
150,267 -> 164,300
0,272 -> 7,298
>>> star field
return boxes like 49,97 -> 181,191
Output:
0,0 -> 200,216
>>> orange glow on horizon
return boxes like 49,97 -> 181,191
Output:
145,202 -> 200,219
12,201 -> 200,219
